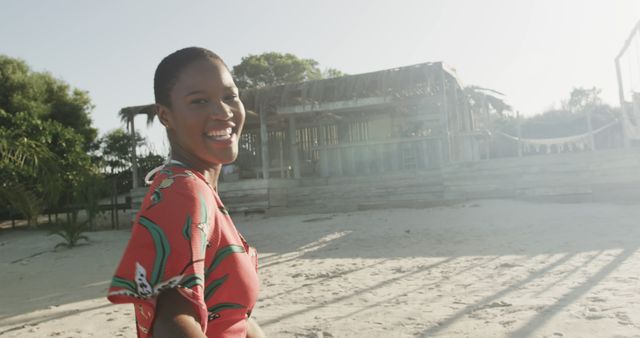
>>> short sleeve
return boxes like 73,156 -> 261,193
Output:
107,172 -> 214,336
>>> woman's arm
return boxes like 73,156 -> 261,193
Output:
246,317 -> 267,338
153,289 -> 207,338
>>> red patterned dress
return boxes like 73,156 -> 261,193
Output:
108,164 -> 259,337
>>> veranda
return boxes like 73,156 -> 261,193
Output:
238,61 -> 479,180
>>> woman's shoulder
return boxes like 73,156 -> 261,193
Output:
144,165 -> 213,209
153,165 -> 210,191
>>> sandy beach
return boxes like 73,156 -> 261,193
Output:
1,199 -> 639,337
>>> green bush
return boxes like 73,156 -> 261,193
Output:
49,212 -> 89,249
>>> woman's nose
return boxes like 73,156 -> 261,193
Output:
211,102 -> 233,119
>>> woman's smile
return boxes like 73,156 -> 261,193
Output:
158,57 -> 246,167
204,127 -> 237,146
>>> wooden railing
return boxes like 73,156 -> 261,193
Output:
315,136 -> 444,177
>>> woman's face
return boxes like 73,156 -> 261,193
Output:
159,58 -> 246,166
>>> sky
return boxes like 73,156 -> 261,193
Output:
1,0 -> 638,154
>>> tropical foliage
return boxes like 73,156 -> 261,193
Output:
465,86 -> 513,117
521,87 -> 618,138
232,52 -> 344,89
0,109 -> 97,226
49,211 -> 90,249
0,55 -> 103,229
0,55 -> 97,150
97,128 -> 146,174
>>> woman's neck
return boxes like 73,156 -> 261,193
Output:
170,150 -> 221,191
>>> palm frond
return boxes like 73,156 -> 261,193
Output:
118,104 -> 157,127
49,217 -> 90,249
0,183 -> 43,225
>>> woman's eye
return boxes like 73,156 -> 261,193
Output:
223,94 -> 238,102
191,98 -> 209,104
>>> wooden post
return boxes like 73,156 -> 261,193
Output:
259,105 -> 270,180
517,111 -> 523,157
336,146 -> 343,175
615,59 -> 630,148
130,117 -> 139,189
110,178 -> 115,229
319,124 -> 329,177
288,116 -> 301,179
586,108 -> 595,151
439,63 -> 452,163
279,132 -> 285,178
113,177 -> 119,229
615,20 -> 640,148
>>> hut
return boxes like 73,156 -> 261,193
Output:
238,61 -> 480,180
119,61 -> 483,213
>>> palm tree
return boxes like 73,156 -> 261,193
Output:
0,129 -> 60,227
117,104 -> 157,189
464,86 -> 513,116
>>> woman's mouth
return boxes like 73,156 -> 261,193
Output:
205,127 -> 233,141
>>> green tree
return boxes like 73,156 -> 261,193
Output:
565,87 -> 602,113
232,52 -> 343,89
323,68 -> 346,79
0,55 -> 97,150
137,152 -> 165,175
98,128 -> 146,174
0,110 -> 97,226
521,87 -> 617,138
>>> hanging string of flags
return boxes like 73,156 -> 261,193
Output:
496,119 -> 619,154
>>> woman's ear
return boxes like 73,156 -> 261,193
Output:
156,104 -> 172,129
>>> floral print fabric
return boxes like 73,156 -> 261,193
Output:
107,165 -> 259,337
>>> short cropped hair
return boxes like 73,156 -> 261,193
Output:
153,47 -> 227,107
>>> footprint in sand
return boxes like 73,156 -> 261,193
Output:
585,314 -> 606,320
615,312 -> 632,326
587,297 -> 606,303
499,320 -> 516,327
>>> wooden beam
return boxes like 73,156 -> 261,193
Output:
586,108 -> 595,151
130,117 -> 139,189
288,116 -> 301,179
615,20 -> 639,148
517,111 -> 523,157
439,63 -> 452,163
259,105 -> 270,180
616,44 -> 631,148
319,124 -> 329,177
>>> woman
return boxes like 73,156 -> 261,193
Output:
108,47 -> 266,338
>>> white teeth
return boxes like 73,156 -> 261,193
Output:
206,128 -> 232,137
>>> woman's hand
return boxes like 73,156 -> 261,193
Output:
153,288 -> 207,338
246,317 -> 267,338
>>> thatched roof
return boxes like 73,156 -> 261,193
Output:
240,61 -> 464,114
116,62 -> 465,126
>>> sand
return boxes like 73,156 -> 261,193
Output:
1,199 -> 639,337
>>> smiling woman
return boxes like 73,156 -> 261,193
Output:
155,49 -> 245,171
107,47 -> 266,338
